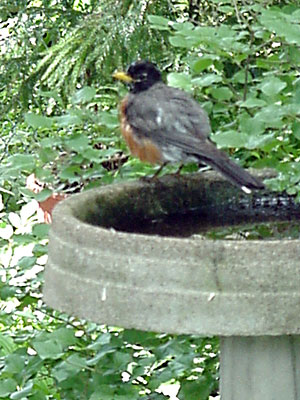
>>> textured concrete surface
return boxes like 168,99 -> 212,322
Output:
43,170 -> 300,336
221,336 -> 300,399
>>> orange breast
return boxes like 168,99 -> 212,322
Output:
119,97 -> 163,165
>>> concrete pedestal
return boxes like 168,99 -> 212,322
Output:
221,336 -> 300,399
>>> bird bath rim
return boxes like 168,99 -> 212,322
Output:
43,170 -> 300,336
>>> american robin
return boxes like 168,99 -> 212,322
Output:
113,60 -> 264,193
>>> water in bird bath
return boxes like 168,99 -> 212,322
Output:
112,210 -> 300,239
103,192 -> 300,239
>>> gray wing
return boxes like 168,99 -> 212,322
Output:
125,83 -> 211,157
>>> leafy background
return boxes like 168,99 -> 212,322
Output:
1,0 -> 300,399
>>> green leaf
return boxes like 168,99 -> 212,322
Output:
0,379 -> 17,398
260,9 -> 300,44
65,135 -> 89,152
59,166 -> 82,180
211,130 -> 248,148
32,223 -> 50,238
147,15 -> 170,30
192,58 -> 214,73
169,35 -> 194,48
178,377 -> 213,400
259,77 -> 287,96
167,73 -> 192,91
17,256 -> 37,269
192,74 -> 222,87
51,328 -> 77,348
10,381 -> 34,399
3,353 -> 26,374
292,122 -> 300,140
211,87 -> 233,101
255,105 -> 283,127
53,114 -> 82,127
52,354 -> 87,382
34,189 -> 53,202
24,113 -> 53,129
6,154 -> 36,171
83,148 -> 101,162
240,98 -> 267,108
244,133 -> 276,150
89,387 -> 115,400
72,86 -> 96,104
33,340 -> 63,360
100,111 -> 119,129
38,147 -> 57,163
232,70 -> 252,84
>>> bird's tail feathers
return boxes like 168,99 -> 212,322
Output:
197,145 -> 264,193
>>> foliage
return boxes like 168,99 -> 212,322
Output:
1,0 -> 300,399
148,1 -> 300,197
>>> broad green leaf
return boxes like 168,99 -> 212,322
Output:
64,135 -> 89,151
10,381 -> 34,399
3,353 -> 26,374
53,114 -> 82,126
240,98 -> 267,108
255,105 -> 284,127
172,21 -> 194,32
259,77 -> 287,96
232,70 -> 252,84
167,73 -> 192,91
192,74 -> 222,87
113,352 -> 131,369
0,379 -> 17,398
52,354 -> 87,382
83,148 -> 101,162
89,388 -> 115,400
239,113 -> 264,136
33,340 -> 63,360
51,328 -> 77,347
211,130 -> 248,148
192,58 -> 214,73
59,166 -> 82,180
169,35 -> 195,48
32,223 -> 50,238
40,137 -> 63,148
34,189 -> 53,202
211,87 -> 233,101
17,256 -> 37,269
38,147 -> 57,163
244,133 -> 276,150
259,9 -> 300,44
24,113 -> 53,129
179,377 -> 213,400
292,122 -> 300,140
100,111 -> 119,129
147,15 -> 170,30
72,86 -> 96,104
6,154 -> 36,171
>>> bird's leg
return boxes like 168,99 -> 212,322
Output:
140,162 -> 168,182
152,162 -> 168,178
174,163 -> 184,175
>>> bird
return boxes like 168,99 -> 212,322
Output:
113,60 -> 264,193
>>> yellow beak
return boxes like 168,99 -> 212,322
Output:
112,71 -> 133,83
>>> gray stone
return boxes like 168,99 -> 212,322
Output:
43,170 -> 300,399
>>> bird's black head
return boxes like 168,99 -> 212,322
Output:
125,60 -> 162,93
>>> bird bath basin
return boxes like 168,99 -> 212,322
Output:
44,170 -> 300,400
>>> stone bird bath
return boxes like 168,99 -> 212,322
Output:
44,171 -> 300,400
